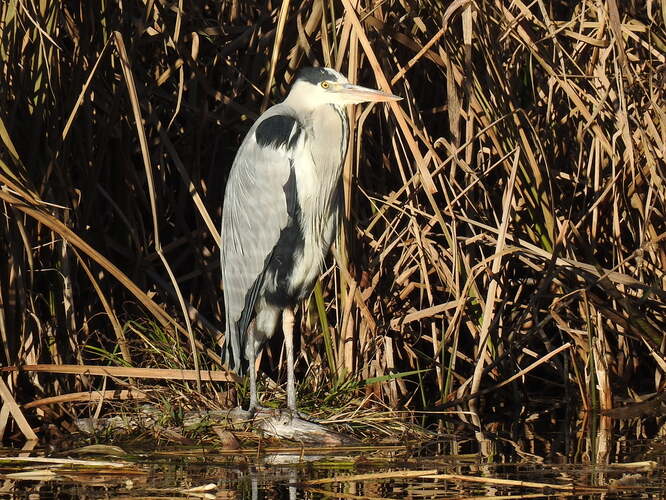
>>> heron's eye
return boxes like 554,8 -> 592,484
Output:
321,81 -> 330,89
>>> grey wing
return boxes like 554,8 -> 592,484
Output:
221,110 -> 303,375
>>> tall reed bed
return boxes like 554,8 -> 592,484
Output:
0,0 -> 663,428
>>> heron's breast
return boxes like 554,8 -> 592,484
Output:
263,104 -> 347,307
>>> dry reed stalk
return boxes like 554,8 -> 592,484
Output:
23,389 -> 148,409
2,364 -> 237,382
0,456 -> 129,467
306,468 -> 439,485
421,473 -> 606,492
0,378 -> 37,440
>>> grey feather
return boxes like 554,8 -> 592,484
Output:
221,105 -> 303,374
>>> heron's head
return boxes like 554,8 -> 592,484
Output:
287,67 -> 401,109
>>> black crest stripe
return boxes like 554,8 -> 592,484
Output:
295,67 -> 335,85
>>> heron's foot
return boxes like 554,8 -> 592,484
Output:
290,408 -> 320,423
226,406 -> 253,422
227,404 -> 275,421
250,407 -> 318,423
248,404 -> 274,416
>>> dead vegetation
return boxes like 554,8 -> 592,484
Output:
0,0 -> 664,441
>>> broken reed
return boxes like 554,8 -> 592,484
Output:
0,0 -> 664,419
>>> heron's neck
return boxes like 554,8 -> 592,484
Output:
290,103 -> 348,231
309,104 -> 349,176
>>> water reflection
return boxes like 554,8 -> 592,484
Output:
0,411 -> 663,499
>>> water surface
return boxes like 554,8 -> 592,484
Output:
1,413 -> 664,499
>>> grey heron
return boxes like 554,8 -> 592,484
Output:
221,67 -> 400,413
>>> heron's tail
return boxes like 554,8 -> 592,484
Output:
221,332 -> 247,377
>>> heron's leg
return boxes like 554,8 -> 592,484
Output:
282,307 -> 297,411
247,325 -> 259,412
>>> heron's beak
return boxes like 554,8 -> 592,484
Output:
337,83 -> 402,104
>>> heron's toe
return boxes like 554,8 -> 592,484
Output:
250,405 -> 280,417
292,409 -> 320,423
